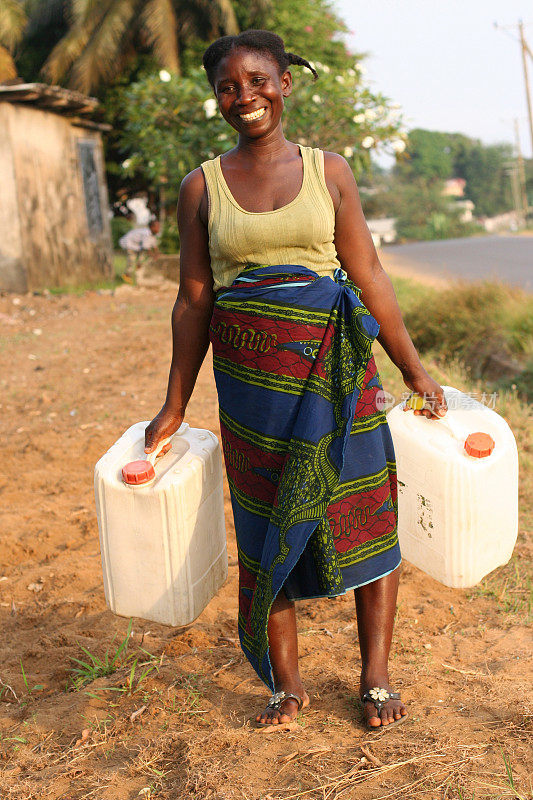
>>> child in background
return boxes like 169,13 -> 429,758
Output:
119,219 -> 160,282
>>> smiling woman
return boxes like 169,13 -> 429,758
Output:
144,28 -> 446,732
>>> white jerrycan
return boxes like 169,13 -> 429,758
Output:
387,386 -> 518,588
94,421 -> 227,626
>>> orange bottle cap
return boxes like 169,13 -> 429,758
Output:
122,459 -> 155,485
464,432 -> 495,458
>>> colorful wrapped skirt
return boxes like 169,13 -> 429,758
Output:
209,263 -> 401,689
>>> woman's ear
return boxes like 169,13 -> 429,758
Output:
281,70 -> 293,97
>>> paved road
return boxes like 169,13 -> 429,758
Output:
382,236 -> 532,291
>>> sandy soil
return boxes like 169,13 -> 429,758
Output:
0,283 -> 531,800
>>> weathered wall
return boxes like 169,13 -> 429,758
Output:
0,103 -> 112,292
0,107 -> 26,292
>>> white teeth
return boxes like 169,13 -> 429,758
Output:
239,107 -> 266,122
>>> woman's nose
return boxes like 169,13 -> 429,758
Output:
236,84 -> 255,105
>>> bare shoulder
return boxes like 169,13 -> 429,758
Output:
323,151 -> 356,185
178,166 -> 208,224
180,166 -> 207,204
322,151 -> 357,212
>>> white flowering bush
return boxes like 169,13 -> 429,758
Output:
117,62 -> 406,204
117,70 -> 234,203
284,60 -> 407,174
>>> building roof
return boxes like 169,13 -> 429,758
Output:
0,82 -> 112,131
0,82 -> 98,114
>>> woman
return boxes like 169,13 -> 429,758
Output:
145,30 -> 447,730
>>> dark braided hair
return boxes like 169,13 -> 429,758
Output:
202,29 -> 318,87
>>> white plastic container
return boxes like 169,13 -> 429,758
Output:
387,386 -> 518,588
94,421 -> 227,626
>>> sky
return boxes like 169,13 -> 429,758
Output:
335,0 -> 533,159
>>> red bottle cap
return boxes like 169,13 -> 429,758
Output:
464,432 -> 495,458
122,459 -> 155,485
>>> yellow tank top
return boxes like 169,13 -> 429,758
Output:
201,144 -> 342,291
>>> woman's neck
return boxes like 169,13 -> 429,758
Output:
235,126 -> 295,163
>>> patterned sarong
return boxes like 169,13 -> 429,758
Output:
209,263 -> 401,689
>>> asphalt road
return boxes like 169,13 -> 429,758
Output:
382,235 -> 532,291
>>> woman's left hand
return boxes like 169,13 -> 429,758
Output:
402,367 -> 447,420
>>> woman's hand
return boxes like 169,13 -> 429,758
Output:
144,406 -> 183,456
402,367 -> 447,420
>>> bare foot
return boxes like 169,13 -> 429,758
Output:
256,686 -> 310,726
360,671 -> 407,728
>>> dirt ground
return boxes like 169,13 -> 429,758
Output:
0,280 -> 531,800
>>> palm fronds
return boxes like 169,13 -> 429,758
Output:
0,0 -> 28,80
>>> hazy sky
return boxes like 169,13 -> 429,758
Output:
335,0 -> 533,157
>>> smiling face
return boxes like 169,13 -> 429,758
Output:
213,47 -> 292,138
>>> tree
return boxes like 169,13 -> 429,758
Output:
40,0 -> 239,93
0,0 -> 27,81
453,139 -> 513,217
233,0 -> 352,71
395,128 -> 454,183
14,0 -> 68,83
381,177 -> 478,241
395,128 -> 515,217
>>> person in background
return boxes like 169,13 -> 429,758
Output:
126,191 -> 152,226
119,219 -> 160,282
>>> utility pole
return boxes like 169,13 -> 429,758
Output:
494,20 -> 533,156
506,160 -> 524,229
518,20 -> 533,157
514,118 -> 529,217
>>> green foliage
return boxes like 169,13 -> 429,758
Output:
19,660 -> 44,697
68,619 -> 134,690
20,0 -> 238,93
160,218 -> 180,253
233,0 -> 352,71
13,0 -> 68,82
400,279 -> 533,392
395,128 -> 515,217
398,129 -> 455,182
110,216 -> 132,249
117,69 -> 234,204
283,65 -> 406,176
373,177 -> 479,241
117,65 -> 406,204
455,140 -> 514,217
67,618 -> 163,700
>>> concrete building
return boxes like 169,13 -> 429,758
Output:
0,83 -> 112,293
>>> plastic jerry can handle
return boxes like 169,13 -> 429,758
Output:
405,392 -> 467,442
144,421 -> 189,465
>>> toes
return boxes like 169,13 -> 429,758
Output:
364,699 -> 408,728
256,709 -> 285,726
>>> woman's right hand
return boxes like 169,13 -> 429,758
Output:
144,406 -> 184,456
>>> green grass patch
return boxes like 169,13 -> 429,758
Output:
44,252 -> 130,295
389,276 -> 533,401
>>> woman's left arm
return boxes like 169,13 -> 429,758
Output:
325,152 -> 446,419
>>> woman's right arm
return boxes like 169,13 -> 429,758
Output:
144,168 -> 214,453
